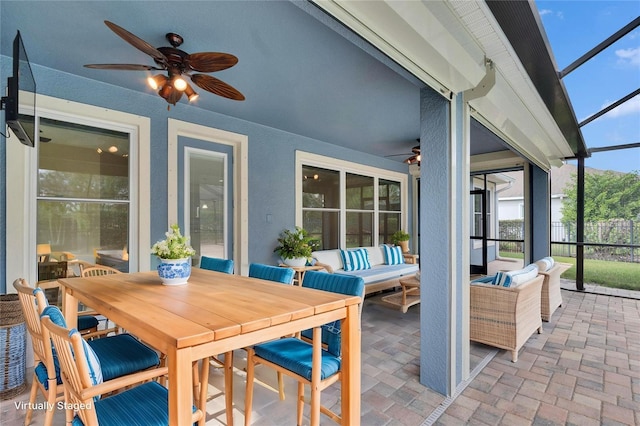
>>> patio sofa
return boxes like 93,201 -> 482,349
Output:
470,264 -> 543,362
534,257 -> 572,321
311,246 -> 419,295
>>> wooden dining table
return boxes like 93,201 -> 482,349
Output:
58,267 -> 362,425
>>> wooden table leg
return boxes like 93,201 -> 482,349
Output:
168,347 -> 195,426
341,303 -> 361,425
61,285 -> 78,329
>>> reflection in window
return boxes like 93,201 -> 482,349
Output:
37,117 -> 130,277
301,163 -> 404,250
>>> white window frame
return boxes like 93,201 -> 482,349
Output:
295,151 -> 408,248
6,93 -> 150,287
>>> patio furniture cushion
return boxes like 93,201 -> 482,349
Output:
249,263 -> 295,284
471,275 -> 495,284
311,249 -> 343,272
200,256 -> 234,274
253,337 -> 341,381
34,362 -> 62,390
340,248 -> 371,271
70,377 -> 188,426
534,256 -> 555,272
78,315 -> 99,330
337,263 -> 417,284
87,333 -> 160,381
493,264 -> 539,287
75,329 -> 103,387
382,245 -> 405,265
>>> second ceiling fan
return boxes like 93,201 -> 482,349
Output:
85,20 -> 245,108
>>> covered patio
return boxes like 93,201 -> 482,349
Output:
6,283 -> 639,426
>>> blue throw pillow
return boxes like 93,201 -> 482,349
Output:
340,249 -> 371,272
382,245 -> 405,265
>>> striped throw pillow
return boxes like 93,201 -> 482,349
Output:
382,245 -> 405,265
340,249 -> 371,271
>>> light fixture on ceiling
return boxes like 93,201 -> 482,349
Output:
404,145 -> 421,166
108,145 -> 118,153
85,21 -> 244,109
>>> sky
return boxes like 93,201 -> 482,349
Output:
535,0 -> 639,173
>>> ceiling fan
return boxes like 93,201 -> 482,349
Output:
84,20 -> 244,108
386,143 -> 421,165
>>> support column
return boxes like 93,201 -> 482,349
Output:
528,164 -> 551,263
419,87 -> 467,395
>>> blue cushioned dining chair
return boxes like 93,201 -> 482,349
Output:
244,271 -> 365,426
41,314 -> 206,426
13,278 -> 164,426
248,263 -> 295,284
200,256 -> 234,274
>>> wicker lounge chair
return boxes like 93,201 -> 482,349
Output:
470,274 -> 544,362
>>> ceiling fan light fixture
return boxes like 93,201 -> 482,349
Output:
158,83 -> 173,100
173,76 -> 188,91
148,74 -> 167,90
185,84 -> 199,102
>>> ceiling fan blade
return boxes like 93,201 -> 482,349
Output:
104,20 -> 167,65
188,52 -> 238,72
84,63 -> 159,71
190,74 -> 245,101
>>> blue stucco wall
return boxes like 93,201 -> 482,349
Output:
529,164 -> 551,262
0,60 -> 410,292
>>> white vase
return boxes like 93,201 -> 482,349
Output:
283,257 -> 307,267
157,257 -> 191,285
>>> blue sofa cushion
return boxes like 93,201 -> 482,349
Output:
253,337 -> 341,381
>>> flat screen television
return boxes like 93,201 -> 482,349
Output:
2,30 -> 36,147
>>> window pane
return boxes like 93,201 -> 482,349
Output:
302,166 -> 339,208
346,212 -> 373,248
379,212 -> 401,244
379,179 -> 401,211
303,210 -> 339,250
37,117 -> 131,281
346,173 -> 374,210
38,118 -> 129,200
37,201 -> 129,274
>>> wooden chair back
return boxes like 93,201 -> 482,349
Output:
13,278 -> 67,425
41,315 -> 100,426
80,265 -> 122,277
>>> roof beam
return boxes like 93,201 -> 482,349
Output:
559,16 -> 640,79
579,88 -> 640,127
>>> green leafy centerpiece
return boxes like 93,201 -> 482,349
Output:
151,224 -> 196,285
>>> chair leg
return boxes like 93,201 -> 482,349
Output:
296,382 -> 305,426
198,357 -> 210,426
244,349 -> 256,426
224,351 -> 234,426
310,326 -> 322,426
44,378 -> 58,426
24,374 -> 38,426
192,361 -> 201,405
277,372 -> 285,400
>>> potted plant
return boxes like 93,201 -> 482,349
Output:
391,230 -> 411,253
274,226 -> 314,267
151,224 -> 196,285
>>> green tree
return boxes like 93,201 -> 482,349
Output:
561,170 -> 640,223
